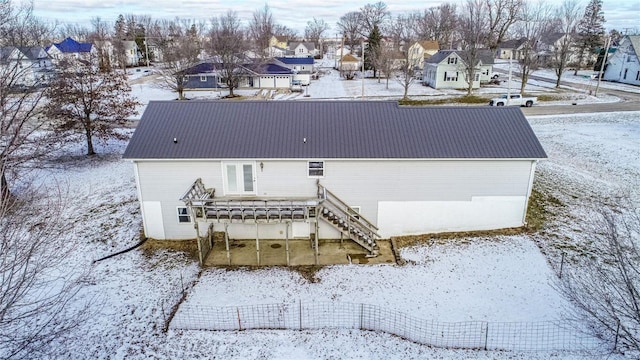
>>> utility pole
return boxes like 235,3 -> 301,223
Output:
361,38 -> 365,99
594,36 -> 610,97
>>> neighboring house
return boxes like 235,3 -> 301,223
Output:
275,57 -> 314,85
93,40 -> 115,69
408,40 -> 440,69
422,50 -> 494,89
603,35 -> 640,86
46,37 -> 95,63
123,101 -> 546,263
337,53 -> 361,71
181,61 -> 295,90
182,62 -> 225,89
122,40 -> 140,67
0,46 -> 53,86
288,42 -> 317,57
496,38 -> 527,60
269,35 -> 288,49
538,32 -> 583,66
334,46 -> 351,58
243,62 -> 294,89
265,46 -> 291,58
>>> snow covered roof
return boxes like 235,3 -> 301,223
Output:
123,101 -> 547,160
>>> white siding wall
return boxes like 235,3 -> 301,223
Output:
133,159 -> 536,240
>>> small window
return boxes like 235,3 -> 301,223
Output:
177,207 -> 191,223
308,161 -> 324,177
347,206 -> 361,219
200,76 -> 207,82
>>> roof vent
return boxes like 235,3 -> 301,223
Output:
173,137 -> 178,144
303,137 -> 307,143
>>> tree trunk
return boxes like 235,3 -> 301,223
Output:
0,169 -> 10,206
85,126 -> 95,156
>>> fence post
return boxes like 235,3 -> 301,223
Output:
360,303 -> 364,330
237,307 -> 242,331
559,252 -> 565,278
484,322 -> 489,351
299,300 -> 302,330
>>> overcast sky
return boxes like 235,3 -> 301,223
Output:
32,0 -> 639,36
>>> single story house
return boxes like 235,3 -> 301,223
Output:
275,57 -> 315,85
603,35 -> 640,86
422,50 -> 494,89
181,61 -> 295,90
337,53 -> 361,71
123,101 -> 546,263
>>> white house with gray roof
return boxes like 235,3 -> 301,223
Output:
603,35 -> 640,86
123,101 -> 546,262
422,50 -> 494,89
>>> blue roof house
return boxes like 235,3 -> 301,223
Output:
46,37 -> 95,63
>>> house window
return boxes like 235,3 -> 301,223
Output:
444,71 -> 458,81
475,73 -> 480,81
308,161 -> 324,177
224,162 -> 255,194
177,207 -> 191,223
200,76 -> 207,82
447,57 -> 457,64
636,71 -> 639,81
624,69 -> 628,79
347,206 -> 361,219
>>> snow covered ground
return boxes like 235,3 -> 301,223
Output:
7,64 -> 638,359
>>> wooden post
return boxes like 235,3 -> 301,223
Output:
224,223 -> 231,266
314,213 -> 319,265
285,222 -> 290,266
194,221 -> 203,265
256,223 -> 260,265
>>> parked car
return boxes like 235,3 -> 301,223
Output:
488,94 -> 537,107
291,80 -> 302,92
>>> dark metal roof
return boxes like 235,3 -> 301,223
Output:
123,101 -> 547,160
275,57 -> 314,65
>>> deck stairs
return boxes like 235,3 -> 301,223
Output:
317,183 -> 380,255
180,179 -> 379,255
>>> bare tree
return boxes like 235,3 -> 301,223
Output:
359,1 -> 390,36
153,18 -> 203,100
412,4 -> 459,50
208,11 -> 248,98
249,4 -> 274,57
558,201 -> 640,354
273,24 -> 297,41
458,0 -> 488,95
336,11 -> 363,49
484,0 -> 523,54
0,186 -> 90,359
305,17 -> 329,52
514,0 -> 553,93
45,56 -> 139,156
0,1 -> 52,47
0,1 -> 57,204
390,15 -> 418,99
550,0 -> 580,87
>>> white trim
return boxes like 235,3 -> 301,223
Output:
221,161 -> 257,195
307,160 -> 325,178
177,206 -> 192,224
132,163 -> 150,236
521,160 -> 537,225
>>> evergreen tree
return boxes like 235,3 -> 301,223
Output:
574,0 -> 605,74
365,24 -> 382,78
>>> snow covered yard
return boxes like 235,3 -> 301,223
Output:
22,110 -> 635,359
